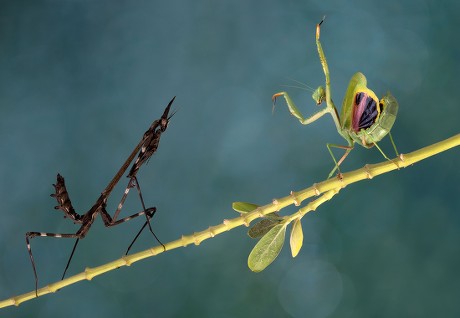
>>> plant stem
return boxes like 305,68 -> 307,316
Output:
1,133 -> 458,308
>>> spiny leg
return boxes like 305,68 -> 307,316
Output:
110,177 -> 164,252
388,132 -> 399,156
102,205 -> 164,256
27,203 -> 155,296
27,204 -> 160,296
130,176 -> 165,250
124,207 -> 163,255
365,130 -> 400,169
100,204 -> 160,255
61,238 -> 80,280
272,91 -> 330,125
111,178 -> 136,222
314,17 -> 346,136
273,18 -> 355,177
25,234 -> 39,296
111,176 -> 157,239
326,143 -> 354,178
26,231 -> 82,296
271,19 -> 338,128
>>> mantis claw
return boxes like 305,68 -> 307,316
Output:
271,93 -> 283,114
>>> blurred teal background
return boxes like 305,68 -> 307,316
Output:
1,1 -> 459,317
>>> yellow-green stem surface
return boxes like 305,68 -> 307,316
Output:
1,133 -> 458,308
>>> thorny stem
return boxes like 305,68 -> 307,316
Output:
1,133 -> 459,308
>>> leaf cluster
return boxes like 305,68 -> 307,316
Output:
232,202 -> 304,272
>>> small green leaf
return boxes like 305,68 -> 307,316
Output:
290,218 -> 303,257
232,202 -> 259,213
248,219 -> 280,239
248,224 -> 286,272
266,212 -> 283,221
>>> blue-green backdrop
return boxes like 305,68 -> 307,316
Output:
1,1 -> 459,317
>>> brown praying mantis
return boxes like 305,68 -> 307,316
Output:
273,18 -> 399,178
26,97 -> 176,296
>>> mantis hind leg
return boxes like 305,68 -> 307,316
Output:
388,132 -> 399,156
326,143 -> 354,178
366,131 -> 400,169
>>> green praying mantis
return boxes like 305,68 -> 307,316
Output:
273,18 -> 399,178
